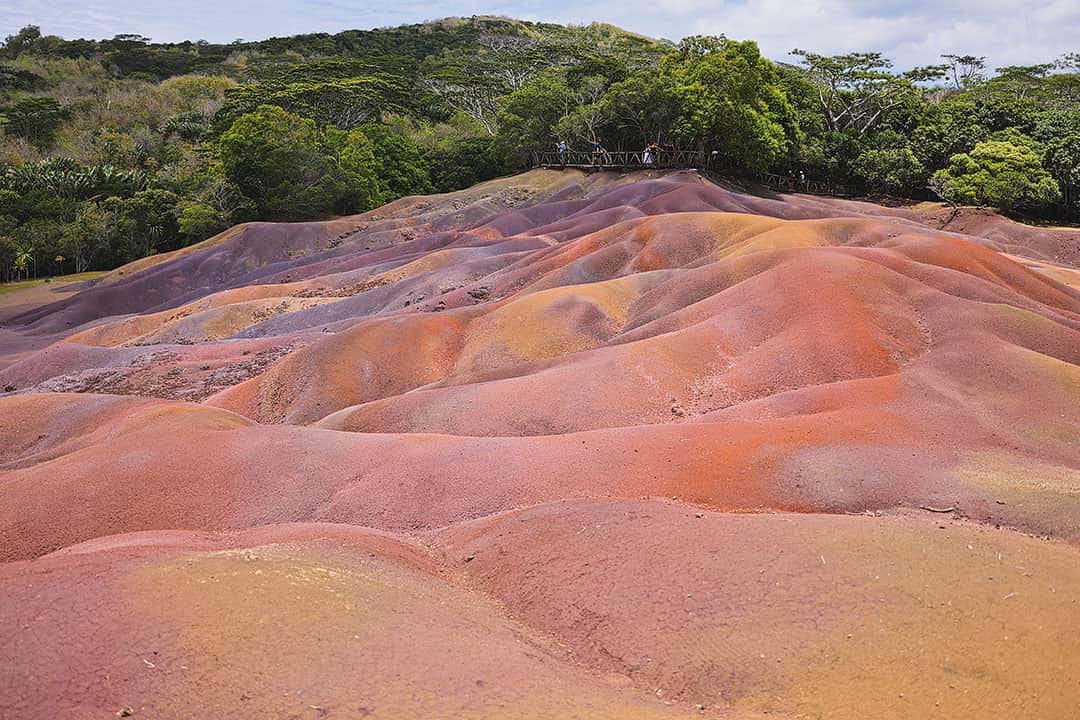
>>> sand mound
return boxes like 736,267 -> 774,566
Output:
2,524 -> 682,720
437,499 -> 1080,718
4,503 -> 1079,720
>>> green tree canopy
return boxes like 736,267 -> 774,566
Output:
60,203 -> 110,272
218,104 -> 381,219
789,49 -> 916,136
933,140 -> 1062,211
496,68 -> 573,160
176,201 -> 229,244
1,97 -> 68,146
598,72 -> 681,147
1043,134 -> 1080,208
360,123 -> 434,202
852,146 -> 925,194
672,38 -> 797,171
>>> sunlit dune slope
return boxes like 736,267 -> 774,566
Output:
4,503 -> 1079,720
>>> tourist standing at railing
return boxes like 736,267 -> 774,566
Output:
557,140 -> 568,167
646,143 -> 662,166
642,145 -> 654,166
593,141 -> 609,167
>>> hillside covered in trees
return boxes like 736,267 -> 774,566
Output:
0,17 -> 1078,280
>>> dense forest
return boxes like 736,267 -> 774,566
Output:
1,17 -> 1078,280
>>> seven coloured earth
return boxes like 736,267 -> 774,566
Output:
1,168 -> 1079,718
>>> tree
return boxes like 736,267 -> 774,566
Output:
0,234 -> 17,283
992,64 -> 1055,99
497,69 -> 574,161
903,64 -> 950,87
940,55 -> 987,91
220,76 -> 409,130
1043,72 -> 1080,109
674,39 -> 796,170
423,72 -> 506,137
188,174 -> 251,231
163,111 -> 211,140
176,201 -> 228,244
359,124 -> 433,202
932,140 -> 1061,212
1,97 -> 68,146
481,34 -> 550,87
927,174 -> 961,225
60,204 -> 110,272
852,146 -> 925,194
220,104 -> 330,218
13,243 -> 34,279
326,127 -> 384,214
1,26 -> 44,59
0,64 -> 45,92
599,72 -> 681,147
425,136 -> 506,192
219,105 -> 381,219
790,50 -> 915,136
120,188 -> 181,256
1043,134 -> 1080,212
0,158 -> 146,201
909,100 -> 988,171
0,189 -> 21,217
553,74 -> 615,146
974,91 -> 1042,133
421,34 -> 563,136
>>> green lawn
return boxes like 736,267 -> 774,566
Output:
0,271 -> 108,296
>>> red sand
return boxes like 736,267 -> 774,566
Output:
1,169 -> 1078,718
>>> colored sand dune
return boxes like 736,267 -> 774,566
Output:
1,169 -> 1078,719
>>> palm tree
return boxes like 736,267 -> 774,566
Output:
13,246 -> 34,280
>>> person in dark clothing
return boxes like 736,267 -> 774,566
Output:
593,141 -> 609,167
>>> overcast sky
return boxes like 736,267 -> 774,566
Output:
2,0 -> 1077,69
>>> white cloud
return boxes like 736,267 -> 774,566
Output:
2,0 -> 1076,68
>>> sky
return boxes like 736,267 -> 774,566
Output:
2,0 -> 1077,69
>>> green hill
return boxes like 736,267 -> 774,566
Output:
0,19 -> 1077,280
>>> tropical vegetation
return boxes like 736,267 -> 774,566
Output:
1,19 -> 1077,281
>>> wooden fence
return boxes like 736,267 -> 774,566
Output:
755,172 -> 850,197
532,149 -> 712,170
531,150 -> 851,197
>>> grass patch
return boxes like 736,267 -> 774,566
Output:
0,272 -> 108,296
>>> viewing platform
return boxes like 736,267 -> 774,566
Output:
532,150 -> 851,196
532,149 -> 711,170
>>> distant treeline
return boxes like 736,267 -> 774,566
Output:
1,18 -> 1078,280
